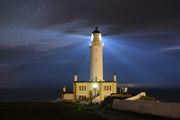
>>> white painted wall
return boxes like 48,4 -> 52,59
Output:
90,46 -> 103,81
125,92 -> 146,100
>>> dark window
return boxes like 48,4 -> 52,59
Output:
79,86 -> 87,91
79,95 -> 86,100
104,85 -> 112,91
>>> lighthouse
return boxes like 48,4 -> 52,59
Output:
62,27 -> 117,103
89,27 -> 104,81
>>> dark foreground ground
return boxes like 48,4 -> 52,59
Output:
0,102 -> 178,120
0,102 -> 107,120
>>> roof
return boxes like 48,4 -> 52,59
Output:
73,80 -> 117,83
92,27 -> 100,33
63,92 -> 74,94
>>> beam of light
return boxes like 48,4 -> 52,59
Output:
76,44 -> 90,80
0,25 -> 89,51
102,35 -> 172,86
0,19 -> 90,50
0,26 -> 91,88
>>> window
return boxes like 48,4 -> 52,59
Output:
109,86 -> 111,91
79,86 -> 86,91
79,95 -> 86,100
104,85 -> 112,91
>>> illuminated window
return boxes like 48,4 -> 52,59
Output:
104,86 -> 107,90
104,86 -> 112,91
79,86 -> 86,91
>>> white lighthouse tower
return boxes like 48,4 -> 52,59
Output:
62,27 -> 117,103
89,27 -> 104,81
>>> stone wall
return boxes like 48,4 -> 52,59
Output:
112,99 -> 180,119
63,93 -> 74,102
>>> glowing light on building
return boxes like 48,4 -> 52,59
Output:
89,33 -> 104,46
92,83 -> 98,89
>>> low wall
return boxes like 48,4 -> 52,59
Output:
63,93 -> 74,102
112,99 -> 180,119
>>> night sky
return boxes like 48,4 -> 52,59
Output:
0,0 -> 180,89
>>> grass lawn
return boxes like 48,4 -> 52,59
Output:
0,102 -> 107,120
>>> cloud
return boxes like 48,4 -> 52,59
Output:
0,21 -> 88,50
161,46 -> 180,52
0,63 -> 8,67
0,0 -> 180,89
124,83 -> 163,88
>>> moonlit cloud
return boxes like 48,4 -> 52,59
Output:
161,46 -> 180,52
0,22 -> 88,51
0,63 -> 8,68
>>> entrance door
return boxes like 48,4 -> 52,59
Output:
92,88 -> 97,97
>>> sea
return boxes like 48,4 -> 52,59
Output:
0,88 -> 180,103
